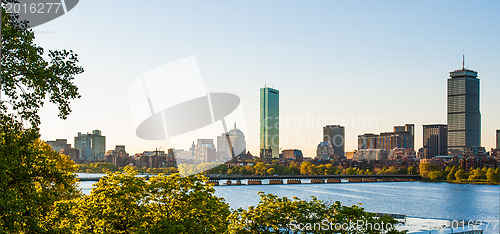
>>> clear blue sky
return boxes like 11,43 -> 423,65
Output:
35,0 -> 500,156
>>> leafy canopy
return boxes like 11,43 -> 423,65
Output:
1,1 -> 84,126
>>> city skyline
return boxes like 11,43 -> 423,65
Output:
34,1 -> 500,156
40,62 -> 499,157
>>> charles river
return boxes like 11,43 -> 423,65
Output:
79,176 -> 499,234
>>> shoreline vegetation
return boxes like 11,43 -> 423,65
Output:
76,161 -> 500,185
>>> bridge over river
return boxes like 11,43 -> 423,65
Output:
78,174 -> 421,185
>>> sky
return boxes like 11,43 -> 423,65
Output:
33,0 -> 500,156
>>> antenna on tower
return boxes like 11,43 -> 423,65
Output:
462,49 -> 465,70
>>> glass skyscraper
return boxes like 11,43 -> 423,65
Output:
260,87 -> 279,158
447,67 -> 481,155
423,124 -> 448,158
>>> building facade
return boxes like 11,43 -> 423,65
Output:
217,123 -> 246,160
388,148 -> 417,161
74,130 -> 106,162
194,139 -> 217,163
282,149 -> 304,163
46,139 -> 71,153
358,133 -> 378,150
134,150 -> 168,168
423,124 -> 448,158
497,129 -> 499,149
447,67 -> 481,155
316,141 -> 334,161
260,87 -> 279,158
323,125 -> 345,157
353,149 -> 389,161
357,124 -> 414,151
105,145 -> 131,167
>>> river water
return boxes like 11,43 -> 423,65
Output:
78,175 -> 499,233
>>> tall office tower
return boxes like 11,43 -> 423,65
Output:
260,87 -> 279,158
74,130 -> 106,161
497,130 -> 499,149
423,124 -> 448,158
447,63 -> 480,155
405,124 -> 415,148
217,123 -> 246,159
323,125 -> 345,157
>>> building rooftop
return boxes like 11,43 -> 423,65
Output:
450,68 -> 478,78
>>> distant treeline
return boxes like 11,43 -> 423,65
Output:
419,163 -> 499,184
76,161 -> 499,184
76,162 -> 178,174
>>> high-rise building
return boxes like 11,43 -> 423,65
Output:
46,139 -> 71,153
496,130 -> 499,149
358,133 -> 378,150
447,64 -> 481,155
260,87 -> 279,158
423,124 -> 448,158
74,130 -> 106,161
323,125 -> 345,157
194,139 -> 216,163
357,124 -> 414,151
217,123 -> 246,160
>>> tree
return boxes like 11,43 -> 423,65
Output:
50,167 -> 231,233
267,168 -> 276,175
300,161 -> 314,175
447,170 -> 456,181
1,4 -> 84,232
407,166 -> 418,175
428,171 -> 442,180
0,116 -> 80,232
419,163 -> 439,179
345,167 -> 357,175
444,166 -> 452,174
254,162 -> 268,175
317,164 -> 326,175
1,4 -> 84,126
398,167 -> 408,175
475,167 -> 487,180
385,166 -> 398,174
486,168 -> 499,184
228,192 -> 405,234
325,164 -> 336,175
455,169 -> 466,182
288,161 -> 300,175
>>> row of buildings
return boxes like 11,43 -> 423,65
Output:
257,62 -> 499,170
46,130 -> 106,163
46,123 -> 248,168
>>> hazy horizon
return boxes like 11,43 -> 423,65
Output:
34,0 -> 499,156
